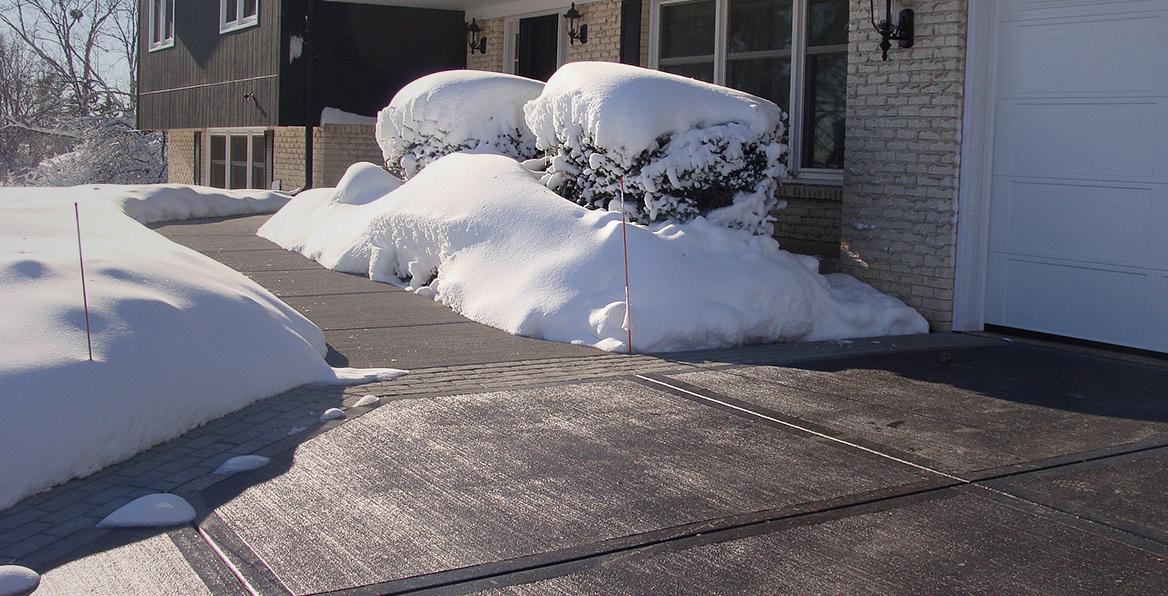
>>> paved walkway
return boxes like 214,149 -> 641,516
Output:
3,214 -> 1167,594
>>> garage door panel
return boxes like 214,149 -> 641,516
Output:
988,179 -> 1158,267
993,100 -> 1166,182
986,257 -> 1153,349
998,13 -> 1168,98
1001,0 -> 1165,22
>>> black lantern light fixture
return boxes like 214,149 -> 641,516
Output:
869,0 -> 913,61
563,3 -> 588,45
467,19 -> 487,54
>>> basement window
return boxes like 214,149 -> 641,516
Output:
205,132 -> 269,189
148,0 -> 174,51
220,0 -> 259,33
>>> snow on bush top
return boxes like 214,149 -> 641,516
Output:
525,62 -> 784,154
375,70 -> 544,178
262,157 -> 927,354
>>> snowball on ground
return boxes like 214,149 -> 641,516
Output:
261,156 -> 927,354
524,62 -> 788,233
96,494 -> 196,528
375,70 -> 544,178
0,565 -> 40,596
320,407 -> 346,422
214,455 -> 271,476
0,185 -> 391,510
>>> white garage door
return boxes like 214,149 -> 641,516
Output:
985,0 -> 1168,352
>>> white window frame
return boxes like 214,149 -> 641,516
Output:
148,0 -> 175,51
220,0 -> 259,33
502,7 -> 569,78
649,0 -> 846,182
203,128 -> 270,190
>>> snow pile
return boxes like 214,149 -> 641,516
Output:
95,184 -> 288,223
320,107 -> 376,126
97,494 -> 196,528
0,186 -> 404,510
375,70 -> 544,178
261,156 -> 927,353
524,62 -> 788,234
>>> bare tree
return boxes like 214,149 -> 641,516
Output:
0,0 -> 134,117
0,33 -> 72,179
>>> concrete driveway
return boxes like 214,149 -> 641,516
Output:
5,215 -> 1166,594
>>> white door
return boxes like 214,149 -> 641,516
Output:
984,0 -> 1168,352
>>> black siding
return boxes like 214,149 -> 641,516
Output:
279,2 -> 467,126
138,0 -> 282,129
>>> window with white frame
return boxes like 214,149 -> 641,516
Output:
220,0 -> 258,33
206,132 -> 268,189
148,0 -> 175,51
654,0 -> 847,175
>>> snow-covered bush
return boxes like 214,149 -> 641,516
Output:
524,62 -> 788,235
19,117 -> 165,186
375,70 -> 544,178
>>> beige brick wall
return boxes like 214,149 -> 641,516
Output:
774,184 -> 842,246
166,129 -> 197,184
565,0 -> 622,63
840,0 -> 968,330
273,125 -> 383,190
467,17 -> 506,72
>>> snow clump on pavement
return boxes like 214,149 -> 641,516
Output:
97,494 -> 196,528
214,455 -> 272,476
524,62 -> 788,234
375,70 -> 544,179
0,186 -> 405,511
0,566 -> 40,596
261,155 -> 927,353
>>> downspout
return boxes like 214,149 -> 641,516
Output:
303,0 -> 315,189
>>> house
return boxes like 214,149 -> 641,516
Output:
139,0 -> 1167,354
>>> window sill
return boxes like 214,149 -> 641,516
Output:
148,39 -> 175,52
220,18 -> 258,34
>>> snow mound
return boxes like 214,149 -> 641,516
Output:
375,70 -> 544,178
90,183 -> 284,223
97,494 -> 196,528
0,186 -> 398,510
320,407 -> 346,422
524,62 -> 788,233
0,566 -> 40,596
214,455 -> 271,476
352,394 -> 380,407
331,163 -> 402,206
261,156 -> 927,353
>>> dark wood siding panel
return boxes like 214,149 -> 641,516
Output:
278,2 -> 467,126
139,0 -> 281,128
139,77 -> 278,129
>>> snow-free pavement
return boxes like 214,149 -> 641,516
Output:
3,214 -> 1166,594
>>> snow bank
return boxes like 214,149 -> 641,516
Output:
524,62 -> 788,234
0,186 -> 401,510
16,183 -> 289,224
261,156 -> 926,353
375,70 -> 544,178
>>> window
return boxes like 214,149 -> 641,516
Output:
205,132 -> 269,189
148,0 -> 175,51
220,0 -> 258,33
653,0 -> 847,176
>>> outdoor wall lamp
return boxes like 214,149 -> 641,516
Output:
869,0 -> 913,61
467,19 -> 487,54
563,3 -> 588,45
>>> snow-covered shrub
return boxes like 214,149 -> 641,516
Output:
375,70 -> 544,178
330,162 -> 401,206
524,62 -> 788,235
20,117 -> 165,186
